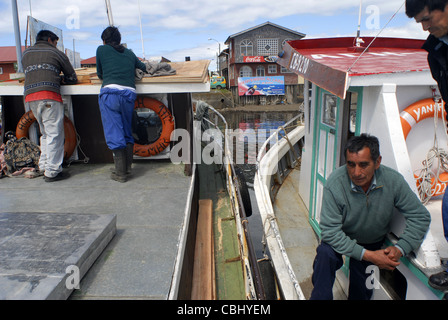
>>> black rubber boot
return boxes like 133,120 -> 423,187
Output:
111,148 -> 127,183
126,143 -> 134,175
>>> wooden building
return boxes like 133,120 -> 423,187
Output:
222,22 -> 305,105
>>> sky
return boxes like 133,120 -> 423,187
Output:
1,0 -> 429,70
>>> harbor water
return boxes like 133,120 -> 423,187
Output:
219,106 -> 302,259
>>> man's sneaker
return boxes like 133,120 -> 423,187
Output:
44,172 -> 69,182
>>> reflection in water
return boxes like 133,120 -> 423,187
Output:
221,109 -> 299,185
221,109 -> 300,258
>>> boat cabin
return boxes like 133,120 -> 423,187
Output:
276,37 -> 448,299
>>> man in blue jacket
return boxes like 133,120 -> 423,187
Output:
310,134 -> 431,299
406,0 -> 448,292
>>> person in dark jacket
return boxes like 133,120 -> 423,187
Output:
96,26 -> 147,183
21,30 -> 77,182
406,0 -> 448,291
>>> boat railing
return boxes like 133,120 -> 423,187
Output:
254,113 -> 306,300
195,101 -> 266,300
256,112 -> 303,165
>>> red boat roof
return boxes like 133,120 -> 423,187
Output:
277,37 -> 429,99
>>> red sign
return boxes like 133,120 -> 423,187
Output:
243,56 -> 278,63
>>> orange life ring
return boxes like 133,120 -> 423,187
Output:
133,97 -> 174,157
400,98 -> 446,140
400,98 -> 447,197
16,110 -> 77,160
415,172 -> 448,197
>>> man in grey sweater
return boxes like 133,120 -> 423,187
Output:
22,30 -> 77,182
310,134 -> 431,300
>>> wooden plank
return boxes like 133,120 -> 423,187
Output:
191,199 -> 216,300
75,68 -> 97,84
90,60 -> 210,84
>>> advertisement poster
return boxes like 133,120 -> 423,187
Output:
238,76 -> 285,96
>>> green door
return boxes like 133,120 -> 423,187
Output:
309,89 -> 340,235
309,88 -> 362,236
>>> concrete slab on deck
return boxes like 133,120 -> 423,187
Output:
0,212 -> 116,300
0,160 -> 192,300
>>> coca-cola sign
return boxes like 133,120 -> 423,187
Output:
243,56 -> 278,63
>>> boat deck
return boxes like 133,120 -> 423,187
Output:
0,160 -> 193,299
272,168 -> 346,300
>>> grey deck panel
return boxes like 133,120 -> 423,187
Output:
0,160 -> 192,299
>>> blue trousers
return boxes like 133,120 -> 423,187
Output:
310,241 -> 383,300
442,191 -> 448,244
98,87 -> 137,150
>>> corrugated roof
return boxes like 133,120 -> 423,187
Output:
0,46 -> 25,63
224,21 -> 305,44
276,37 -> 429,99
81,56 -> 96,65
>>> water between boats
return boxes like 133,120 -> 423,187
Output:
218,106 -> 302,259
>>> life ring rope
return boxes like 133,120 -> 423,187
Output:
15,110 -> 77,160
133,97 -> 175,157
401,97 -> 448,203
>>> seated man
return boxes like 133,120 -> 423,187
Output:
310,134 -> 431,300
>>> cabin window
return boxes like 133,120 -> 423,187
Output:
349,92 -> 358,134
240,40 -> 253,56
321,93 -> 337,128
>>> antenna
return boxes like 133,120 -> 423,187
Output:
138,0 -> 146,59
347,1 -> 406,72
105,0 -> 114,26
354,0 -> 364,48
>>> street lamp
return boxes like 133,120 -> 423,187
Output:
208,38 -> 221,75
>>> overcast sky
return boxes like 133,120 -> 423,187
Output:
1,0 -> 428,67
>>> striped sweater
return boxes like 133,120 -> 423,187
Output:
22,41 -> 77,97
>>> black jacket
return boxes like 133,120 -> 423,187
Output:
423,35 -> 448,119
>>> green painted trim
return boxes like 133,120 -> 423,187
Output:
308,87 -> 321,233
309,88 -> 341,238
383,239 -> 445,299
348,87 -> 364,136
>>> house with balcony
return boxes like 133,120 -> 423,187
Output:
223,22 -> 305,105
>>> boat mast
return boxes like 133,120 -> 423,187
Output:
105,0 -> 114,26
11,0 -> 23,73
137,0 -> 146,59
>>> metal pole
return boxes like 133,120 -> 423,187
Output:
355,0 -> 363,46
208,38 -> 221,74
105,0 -> 114,26
138,0 -> 146,59
11,0 -> 23,73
